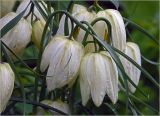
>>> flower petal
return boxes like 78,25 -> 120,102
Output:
0,63 -> 15,113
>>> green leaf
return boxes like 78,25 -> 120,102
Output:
129,94 -> 158,113
2,41 -> 41,77
124,17 -> 159,45
109,0 -> 119,10
32,0 -> 48,21
104,103 -> 118,115
141,55 -> 160,65
10,97 -> 67,115
0,2 -> 30,38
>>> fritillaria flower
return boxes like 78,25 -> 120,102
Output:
94,9 -> 126,52
121,42 -> 141,93
40,35 -> 84,91
80,51 -> 118,107
0,12 -> 32,55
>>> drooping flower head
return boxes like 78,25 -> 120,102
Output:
40,35 -> 84,91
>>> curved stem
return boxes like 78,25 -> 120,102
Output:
10,97 -> 67,115
94,0 -> 103,12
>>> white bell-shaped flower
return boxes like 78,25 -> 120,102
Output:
121,42 -> 141,93
94,9 -> 126,52
40,35 -> 84,91
0,63 -> 15,113
0,0 -> 16,18
0,12 -> 32,55
80,51 -> 118,107
36,99 -> 71,115
32,19 -> 46,49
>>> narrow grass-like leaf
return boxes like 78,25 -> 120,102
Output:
141,55 -> 160,65
120,84 -> 158,113
67,0 -> 74,13
0,2 -> 30,38
64,16 -> 69,36
130,94 -> 158,113
124,17 -> 159,45
2,41 -> 41,77
129,99 -> 142,115
32,0 -> 48,21
109,0 -> 119,10
10,97 -> 67,115
104,103 -> 118,115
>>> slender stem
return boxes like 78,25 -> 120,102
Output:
10,97 -> 67,115
94,0 -> 103,12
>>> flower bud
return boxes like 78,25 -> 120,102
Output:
0,63 -> 15,113
40,35 -> 84,91
121,42 -> 141,93
16,0 -> 54,22
0,12 -> 32,56
0,0 -> 16,18
36,100 -> 71,115
32,19 -> 45,49
80,51 -> 118,107
94,9 -> 126,52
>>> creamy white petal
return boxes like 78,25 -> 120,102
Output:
89,53 -> 109,107
72,4 -> 87,15
16,0 -> 31,17
120,42 -> 141,93
0,0 -> 16,18
80,52 -> 119,106
80,53 -> 92,106
16,0 -> 54,22
94,11 -> 108,41
41,36 -> 84,91
40,36 -> 67,72
0,63 -> 15,113
56,15 -> 72,35
121,42 -> 141,93
93,9 -> 126,52
100,51 -> 119,104
32,19 -> 46,48
0,12 -> 32,55
102,9 -> 126,52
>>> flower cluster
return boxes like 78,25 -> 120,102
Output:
0,0 -> 142,113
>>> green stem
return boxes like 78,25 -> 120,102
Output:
10,97 -> 67,115
94,0 -> 103,12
